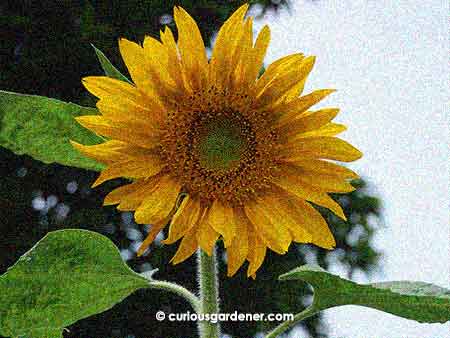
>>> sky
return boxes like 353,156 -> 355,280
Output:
252,0 -> 449,337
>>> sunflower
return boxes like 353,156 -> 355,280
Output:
72,4 -> 362,278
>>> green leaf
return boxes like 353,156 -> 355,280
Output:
91,44 -> 131,83
279,264 -> 450,324
0,229 -> 150,338
0,90 -> 104,171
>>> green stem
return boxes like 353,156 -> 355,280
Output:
265,306 -> 318,338
141,271 -> 201,313
197,247 -> 220,338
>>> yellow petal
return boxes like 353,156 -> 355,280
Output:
258,193 -> 313,243
244,201 -> 291,254
255,54 -> 304,94
75,115 -> 159,149
255,56 -> 316,109
283,76 -> 308,100
283,136 -> 363,162
142,35 -> 178,90
137,216 -> 171,256
246,228 -> 267,278
92,155 -> 164,187
275,164 -> 356,193
227,210 -> 248,277
163,196 -> 202,244
253,55 -> 315,109
118,39 -> 153,91
280,108 -> 340,136
82,76 -> 141,101
103,177 -> 161,212
96,96 -> 165,127
196,216 -> 220,256
231,17 -> 254,89
173,6 -> 208,89
116,178 -> 159,211
71,140 -> 129,165
284,158 -> 359,179
142,35 -> 169,69
272,176 -> 347,220
160,27 -> 190,94
77,140 -> 148,158
134,176 -> 181,224
119,38 -> 178,102
282,194 -> 336,249
276,89 -> 336,123
171,227 -> 198,264
103,179 -> 145,206
207,200 -> 237,246
83,76 -> 165,123
244,25 -> 270,85
209,4 -> 249,87
219,17 -> 249,90
295,123 -> 347,138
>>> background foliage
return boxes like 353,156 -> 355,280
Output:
0,1 -> 382,337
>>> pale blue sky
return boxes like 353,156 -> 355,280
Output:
253,0 -> 449,337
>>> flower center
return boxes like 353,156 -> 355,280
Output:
196,118 -> 246,172
160,88 -> 280,204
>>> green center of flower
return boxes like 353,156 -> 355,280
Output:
197,119 -> 244,171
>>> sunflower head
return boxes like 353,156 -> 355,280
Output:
72,4 -> 362,278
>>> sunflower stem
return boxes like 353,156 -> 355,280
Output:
140,270 -> 201,312
265,306 -> 318,338
197,247 -> 220,338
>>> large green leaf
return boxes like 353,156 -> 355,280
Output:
0,90 -> 104,171
279,264 -> 450,323
0,229 -> 150,338
91,44 -> 131,83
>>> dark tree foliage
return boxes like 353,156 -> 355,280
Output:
0,1 -> 382,337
